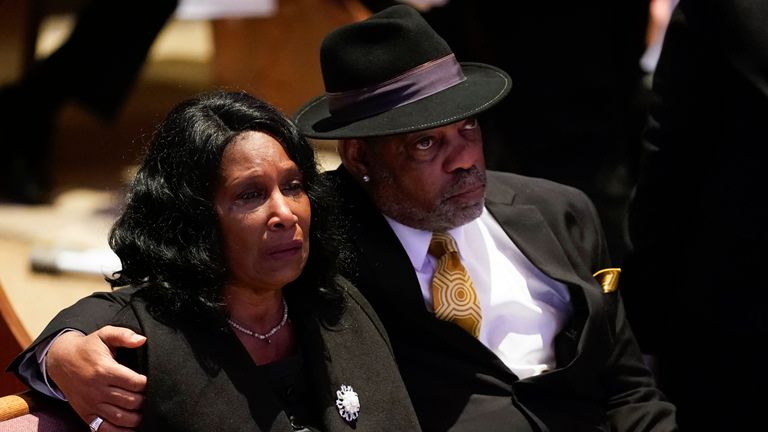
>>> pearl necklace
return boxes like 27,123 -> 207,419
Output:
227,297 -> 289,344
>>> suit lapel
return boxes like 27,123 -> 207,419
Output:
484,172 -> 593,287
293,292 -> 419,432
485,199 -> 585,290
484,173 -> 605,374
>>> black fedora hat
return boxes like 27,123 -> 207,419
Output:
294,5 -> 511,139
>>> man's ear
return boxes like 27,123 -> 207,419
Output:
338,138 -> 370,179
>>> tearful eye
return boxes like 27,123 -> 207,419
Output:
237,190 -> 264,201
283,181 -> 305,195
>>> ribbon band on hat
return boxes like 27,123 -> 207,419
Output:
327,54 -> 466,123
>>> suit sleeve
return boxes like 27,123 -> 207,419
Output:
603,293 -> 677,430
576,195 -> 678,430
7,287 -> 138,377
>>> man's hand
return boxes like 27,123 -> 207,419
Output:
46,326 -> 147,432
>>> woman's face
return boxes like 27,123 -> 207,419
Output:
214,131 -> 311,294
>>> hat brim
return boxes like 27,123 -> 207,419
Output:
294,63 -> 511,139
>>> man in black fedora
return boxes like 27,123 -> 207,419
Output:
9,5 -> 677,431
293,6 -> 676,431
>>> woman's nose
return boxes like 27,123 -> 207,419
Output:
267,194 -> 298,230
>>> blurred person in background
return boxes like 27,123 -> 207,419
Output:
0,0 -> 178,204
621,0 -> 768,429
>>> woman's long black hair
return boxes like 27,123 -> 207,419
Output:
107,91 -> 345,328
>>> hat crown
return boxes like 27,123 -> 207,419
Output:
294,4 -> 511,139
320,5 -> 453,93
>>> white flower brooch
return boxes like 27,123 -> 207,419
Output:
335,384 -> 360,422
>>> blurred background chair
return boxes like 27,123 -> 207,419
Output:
0,280 -> 31,395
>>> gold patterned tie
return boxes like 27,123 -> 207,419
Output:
428,232 -> 482,337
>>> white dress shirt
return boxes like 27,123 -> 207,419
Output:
384,207 -> 573,379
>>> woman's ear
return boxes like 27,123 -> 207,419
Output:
337,139 -> 370,180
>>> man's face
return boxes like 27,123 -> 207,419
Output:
365,118 -> 486,231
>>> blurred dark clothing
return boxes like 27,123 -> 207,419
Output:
622,0 -> 768,429
0,0 -> 178,203
23,0 -> 179,118
360,0 -> 652,263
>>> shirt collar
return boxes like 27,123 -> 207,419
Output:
383,213 -> 472,271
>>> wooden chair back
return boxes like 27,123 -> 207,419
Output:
0,279 -> 31,395
0,390 -> 85,431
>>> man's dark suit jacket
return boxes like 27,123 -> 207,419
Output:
11,278 -> 421,432
11,167 -> 675,431
325,167 -> 676,432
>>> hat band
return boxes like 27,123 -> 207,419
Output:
327,54 -> 466,123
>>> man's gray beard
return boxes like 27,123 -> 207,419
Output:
369,167 -> 486,232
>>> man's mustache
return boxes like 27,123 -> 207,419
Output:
442,166 -> 486,199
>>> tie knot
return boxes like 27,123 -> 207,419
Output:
429,232 -> 458,258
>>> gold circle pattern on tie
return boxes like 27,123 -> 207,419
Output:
428,232 -> 482,337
